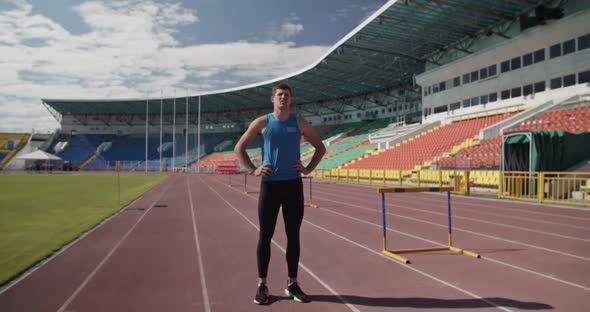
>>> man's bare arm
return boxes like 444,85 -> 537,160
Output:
295,117 -> 326,175
234,116 -> 268,175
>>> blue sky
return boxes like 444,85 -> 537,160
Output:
0,0 -> 388,132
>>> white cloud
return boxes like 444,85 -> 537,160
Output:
0,1 -> 330,132
268,13 -> 304,41
329,3 -> 382,24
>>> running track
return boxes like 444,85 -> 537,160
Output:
1,173 -> 589,311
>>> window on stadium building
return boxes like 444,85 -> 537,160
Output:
501,89 -> 510,100
523,84 -> 533,96
480,67 -> 488,80
489,92 -> 498,102
434,105 -> 448,114
511,57 -> 521,70
471,97 -> 479,106
488,64 -> 497,76
550,77 -> 562,89
563,74 -> 576,87
534,48 -> 545,63
563,39 -> 576,55
463,99 -> 470,108
511,87 -> 521,98
450,102 -> 461,111
470,70 -> 479,82
579,70 -> 590,83
579,34 -> 590,50
480,95 -> 488,105
523,53 -> 533,67
453,76 -> 460,87
439,81 -> 446,92
501,60 -> 510,73
550,43 -> 561,58
534,81 -> 546,93
463,73 -> 470,84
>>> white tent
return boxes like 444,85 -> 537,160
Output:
16,150 -> 62,161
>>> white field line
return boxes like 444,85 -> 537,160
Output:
199,175 -> 361,312
186,176 -> 211,312
206,175 -> 512,312
313,188 -> 590,242
56,178 -> 175,312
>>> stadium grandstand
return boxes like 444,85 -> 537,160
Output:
5,2 -> 590,311
3,0 -> 590,206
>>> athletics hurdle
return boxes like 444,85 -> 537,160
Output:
243,174 -> 259,194
302,176 -> 318,208
228,172 -> 236,187
378,186 -> 480,264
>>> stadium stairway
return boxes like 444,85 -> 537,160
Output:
0,133 -> 30,170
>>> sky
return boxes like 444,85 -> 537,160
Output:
0,0 -> 389,133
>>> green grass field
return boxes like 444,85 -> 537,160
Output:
0,173 -> 169,285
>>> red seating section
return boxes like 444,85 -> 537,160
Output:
193,153 -> 238,169
507,105 -> 590,133
347,114 -> 512,170
438,136 -> 502,169
440,104 -> 590,169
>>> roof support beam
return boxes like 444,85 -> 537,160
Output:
342,44 -> 423,63
379,14 -> 472,54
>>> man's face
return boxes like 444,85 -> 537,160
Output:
271,88 -> 292,110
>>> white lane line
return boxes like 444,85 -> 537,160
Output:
319,185 -> 590,230
318,181 -> 590,219
302,219 -> 513,312
316,196 -> 590,262
187,176 -> 212,312
0,184 -> 151,296
56,177 -> 175,312
314,189 -> 590,242
317,204 -> 590,292
214,175 -> 590,291
208,176 -> 512,311
201,175 -> 361,312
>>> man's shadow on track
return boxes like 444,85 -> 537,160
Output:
271,295 -> 553,309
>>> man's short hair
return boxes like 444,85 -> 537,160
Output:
271,83 -> 292,96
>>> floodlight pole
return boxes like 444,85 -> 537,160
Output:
185,90 -> 188,171
173,89 -> 176,171
145,94 -> 148,173
197,96 -> 201,172
160,90 -> 163,173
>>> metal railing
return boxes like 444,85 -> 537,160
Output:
311,168 -> 590,207
311,169 -> 471,194
500,171 -> 590,207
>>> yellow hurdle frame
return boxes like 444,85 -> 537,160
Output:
378,186 -> 480,264
302,176 -> 318,208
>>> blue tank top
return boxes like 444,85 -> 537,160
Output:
261,113 -> 301,182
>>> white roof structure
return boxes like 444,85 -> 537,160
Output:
16,150 -> 62,161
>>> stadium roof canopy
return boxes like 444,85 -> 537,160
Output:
43,0 -> 541,118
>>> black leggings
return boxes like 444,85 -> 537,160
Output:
257,178 -> 304,279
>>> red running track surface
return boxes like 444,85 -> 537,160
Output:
1,173 -> 589,311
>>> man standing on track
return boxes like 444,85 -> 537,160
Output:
235,83 -> 326,305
